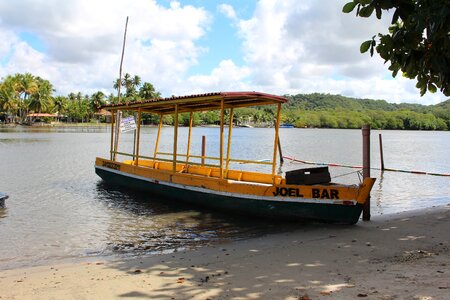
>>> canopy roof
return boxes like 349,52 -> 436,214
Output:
102,91 -> 288,114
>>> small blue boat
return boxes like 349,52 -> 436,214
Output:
0,192 -> 8,205
279,123 -> 294,128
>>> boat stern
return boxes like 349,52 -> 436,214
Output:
356,177 -> 376,204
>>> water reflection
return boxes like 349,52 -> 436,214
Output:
0,138 -> 49,144
374,171 -> 385,214
1,128 -> 449,269
94,182 -> 296,256
0,125 -> 108,134
0,207 -> 6,219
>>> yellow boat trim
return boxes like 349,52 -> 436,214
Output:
97,158 -> 374,204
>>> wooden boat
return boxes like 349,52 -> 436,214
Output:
95,92 -> 375,224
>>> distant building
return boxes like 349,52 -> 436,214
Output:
26,113 -> 58,123
94,109 -> 112,123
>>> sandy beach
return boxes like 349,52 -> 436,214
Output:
1,205 -> 449,300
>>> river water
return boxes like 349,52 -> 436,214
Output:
0,126 -> 449,269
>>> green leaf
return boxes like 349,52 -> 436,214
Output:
358,6 -> 375,17
342,2 -> 357,13
376,7 -> 382,19
360,40 -> 372,53
428,83 -> 437,93
420,85 -> 426,96
416,79 -> 426,89
358,0 -> 372,4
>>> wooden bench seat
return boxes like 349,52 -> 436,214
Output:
124,159 -> 282,184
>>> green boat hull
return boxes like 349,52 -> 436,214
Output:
95,167 -> 363,224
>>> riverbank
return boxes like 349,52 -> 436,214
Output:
1,205 -> 448,299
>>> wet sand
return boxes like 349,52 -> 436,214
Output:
1,205 -> 449,300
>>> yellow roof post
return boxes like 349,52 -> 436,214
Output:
219,99 -> 225,179
186,112 -> 193,164
113,111 -> 122,161
110,110 -> 115,161
225,108 -> 234,174
135,108 -> 142,166
154,114 -> 163,160
271,103 -> 281,182
173,104 -> 179,172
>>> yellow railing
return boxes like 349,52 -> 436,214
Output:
110,150 -> 272,168
155,151 -> 273,166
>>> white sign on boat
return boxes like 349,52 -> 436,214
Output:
120,116 -> 137,132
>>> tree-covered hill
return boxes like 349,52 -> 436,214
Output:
285,93 -> 434,112
280,93 -> 450,130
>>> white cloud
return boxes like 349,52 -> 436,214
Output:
232,0 -> 446,104
185,59 -> 251,94
0,0 -> 211,95
218,4 -> 238,21
0,0 -> 447,105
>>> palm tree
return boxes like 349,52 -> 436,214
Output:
0,81 -> 18,123
114,73 -> 143,101
53,96 -> 68,121
90,91 -> 105,111
122,73 -> 135,98
17,73 -> 38,120
20,73 -> 38,100
139,82 -> 161,99
28,77 -> 53,116
113,79 -> 121,92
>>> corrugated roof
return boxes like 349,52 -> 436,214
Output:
101,91 -> 287,114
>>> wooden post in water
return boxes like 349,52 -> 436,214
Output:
277,137 -> 284,164
274,119 -> 284,164
379,133 -> 385,171
201,135 -> 206,165
362,125 -> 371,221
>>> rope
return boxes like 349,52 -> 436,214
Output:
283,155 -> 450,177
331,169 -> 362,179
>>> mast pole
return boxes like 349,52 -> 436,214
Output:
113,16 -> 129,161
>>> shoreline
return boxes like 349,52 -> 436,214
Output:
1,205 -> 449,299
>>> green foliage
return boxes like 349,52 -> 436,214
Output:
179,112 -> 201,126
282,93 -> 449,130
0,72 -> 162,124
343,0 -> 450,96
200,111 -> 220,124
113,73 -> 161,103
1,73 -> 448,130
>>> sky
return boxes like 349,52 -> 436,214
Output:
0,0 -> 447,105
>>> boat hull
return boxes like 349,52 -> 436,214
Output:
95,166 -> 364,224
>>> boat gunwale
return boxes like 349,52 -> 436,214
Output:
95,164 -> 360,206
95,157 -> 373,205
